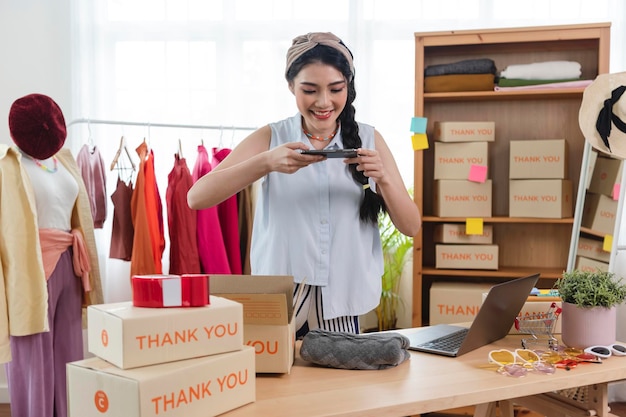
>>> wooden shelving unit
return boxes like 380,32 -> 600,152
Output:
412,23 -> 611,327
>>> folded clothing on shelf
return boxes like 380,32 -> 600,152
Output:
425,58 -> 496,77
500,60 -> 582,80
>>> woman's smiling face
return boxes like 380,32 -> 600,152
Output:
289,61 -> 348,137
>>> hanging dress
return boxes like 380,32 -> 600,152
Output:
130,142 -> 164,276
166,153 -> 201,274
76,144 -> 107,228
212,147 -> 242,274
192,144 -> 230,273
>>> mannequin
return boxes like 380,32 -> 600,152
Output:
3,93 -> 103,417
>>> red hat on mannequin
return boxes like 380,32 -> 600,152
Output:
8,93 -> 67,160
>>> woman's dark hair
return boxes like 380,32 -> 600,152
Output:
286,44 -> 387,224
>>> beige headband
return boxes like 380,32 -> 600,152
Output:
285,32 -> 354,80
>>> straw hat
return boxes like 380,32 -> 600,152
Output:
579,71 -> 626,159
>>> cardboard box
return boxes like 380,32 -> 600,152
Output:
588,155 -> 623,197
576,236 -> 611,263
435,244 -> 498,270
210,275 -> 296,374
575,255 -> 609,273
433,121 -> 495,142
87,297 -> 243,369
434,223 -> 493,244
67,347 -> 255,417
509,179 -> 573,218
429,282 -> 493,325
434,141 -> 489,180
509,139 -> 568,179
431,282 -> 562,334
433,180 -> 492,217
481,292 -> 562,334
581,192 -> 618,235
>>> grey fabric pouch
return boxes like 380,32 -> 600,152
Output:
300,329 -> 411,370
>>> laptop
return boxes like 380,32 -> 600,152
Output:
406,273 -> 540,357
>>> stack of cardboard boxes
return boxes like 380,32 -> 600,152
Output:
66,276 -> 256,417
509,139 -> 573,218
578,150 -> 623,271
432,121 -> 498,270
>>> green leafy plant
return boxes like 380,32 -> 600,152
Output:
555,269 -> 626,308
375,209 -> 413,331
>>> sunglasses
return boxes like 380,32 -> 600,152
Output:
488,349 -> 556,377
539,346 -> 603,370
584,344 -> 626,359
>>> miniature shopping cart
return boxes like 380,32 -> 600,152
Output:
514,302 -> 562,350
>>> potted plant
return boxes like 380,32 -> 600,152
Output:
375,209 -> 413,331
554,269 -> 626,348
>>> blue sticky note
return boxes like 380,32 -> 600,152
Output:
410,117 -> 427,134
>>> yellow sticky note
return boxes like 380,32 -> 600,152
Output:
466,218 -> 483,235
603,235 -> 613,252
411,133 -> 429,150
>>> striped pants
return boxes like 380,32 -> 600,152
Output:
294,283 -> 360,339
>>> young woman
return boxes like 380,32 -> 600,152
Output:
188,32 -> 421,337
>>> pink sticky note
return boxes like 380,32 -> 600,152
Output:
468,164 -> 488,183
613,183 -> 621,201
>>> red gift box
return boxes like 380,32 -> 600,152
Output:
131,274 -> 209,307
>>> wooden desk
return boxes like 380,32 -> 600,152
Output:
222,334 -> 626,417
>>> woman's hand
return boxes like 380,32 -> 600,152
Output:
267,143 -> 325,174
346,148 -> 384,183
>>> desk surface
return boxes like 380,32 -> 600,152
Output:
222,333 -> 626,417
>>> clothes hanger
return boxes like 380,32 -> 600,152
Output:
178,139 -> 183,159
87,120 -> 95,152
110,136 -> 136,171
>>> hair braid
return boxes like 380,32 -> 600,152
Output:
340,80 -> 386,223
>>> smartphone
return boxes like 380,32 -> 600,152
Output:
300,148 -> 358,158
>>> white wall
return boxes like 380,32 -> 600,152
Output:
0,0 -> 73,147
0,0 -> 73,403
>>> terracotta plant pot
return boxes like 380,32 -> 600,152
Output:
561,301 -> 617,349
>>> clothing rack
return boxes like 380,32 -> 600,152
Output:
67,117 -> 257,132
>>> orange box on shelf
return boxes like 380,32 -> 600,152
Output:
509,179 -> 573,218
433,121 -> 495,142
435,244 -> 498,270
434,223 -> 493,244
433,179 -> 492,218
509,139 -> 568,179
434,141 -> 489,180
581,192 -> 618,235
